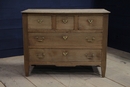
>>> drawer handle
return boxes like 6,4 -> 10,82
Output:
62,51 -> 68,56
37,19 -> 43,24
37,53 -> 45,59
62,36 -> 68,40
85,53 -> 95,59
86,37 -> 95,43
62,19 -> 68,24
87,19 -> 93,24
35,36 -> 44,42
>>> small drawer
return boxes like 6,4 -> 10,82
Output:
28,14 -> 52,29
66,49 -> 101,62
79,15 -> 103,29
28,32 -> 102,48
29,49 -> 101,62
56,15 -> 74,29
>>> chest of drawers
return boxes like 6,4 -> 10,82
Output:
22,9 -> 110,77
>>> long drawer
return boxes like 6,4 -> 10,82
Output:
29,49 -> 101,62
28,32 -> 102,48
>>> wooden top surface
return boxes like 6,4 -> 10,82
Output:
22,9 -> 110,13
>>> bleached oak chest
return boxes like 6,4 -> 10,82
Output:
22,9 -> 110,77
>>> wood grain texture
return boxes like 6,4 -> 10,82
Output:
28,32 -> 102,48
28,14 -> 52,29
74,15 -> 78,30
22,14 -> 30,76
78,15 -> 103,29
56,15 -> 74,29
101,14 -> 109,77
28,29 -> 103,33
22,9 -> 110,76
29,49 -> 101,62
22,9 -> 110,13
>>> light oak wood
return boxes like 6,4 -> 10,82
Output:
22,9 -> 110,13
79,15 -> 103,29
56,15 -> 74,29
22,14 -> 30,76
28,14 -> 52,29
29,61 -> 101,66
28,29 -> 103,33
22,9 -> 110,77
101,14 -> 109,77
29,49 -> 101,62
74,15 -> 78,30
28,32 -> 102,48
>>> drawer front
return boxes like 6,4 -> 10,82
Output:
28,33 -> 102,48
28,14 -> 52,29
56,15 -> 74,29
29,49 -> 101,62
79,15 -> 103,29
